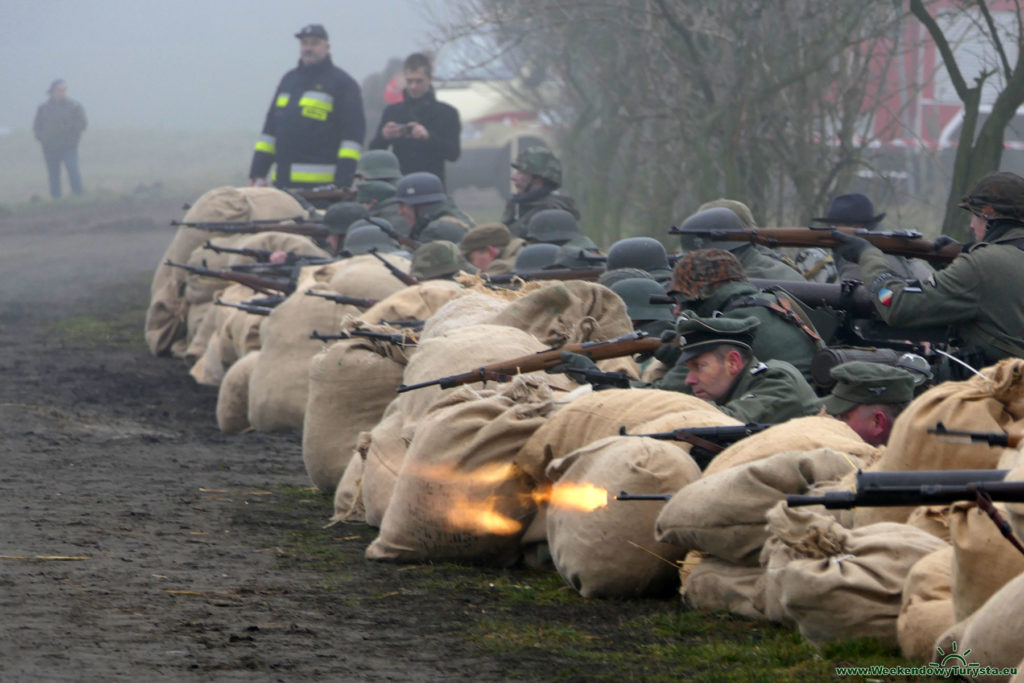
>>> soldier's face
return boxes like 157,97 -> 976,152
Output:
397,202 -> 416,226
404,68 -> 431,99
467,246 -> 499,270
839,404 -> 889,446
50,82 -> 67,101
684,348 -> 742,402
512,168 -> 534,194
299,37 -> 330,65
970,211 -> 990,241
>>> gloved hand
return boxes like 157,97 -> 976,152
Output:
546,351 -> 600,385
932,234 -> 963,253
830,230 -> 871,263
653,330 -> 682,367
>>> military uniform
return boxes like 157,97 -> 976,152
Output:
502,146 -> 580,238
857,226 -> 1024,364
735,244 -> 805,281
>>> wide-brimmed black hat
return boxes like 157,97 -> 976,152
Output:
814,193 -> 885,226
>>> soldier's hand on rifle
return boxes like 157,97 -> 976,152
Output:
268,250 -> 288,264
546,351 -> 600,385
830,230 -> 871,263
932,234 -> 964,254
653,330 -> 682,367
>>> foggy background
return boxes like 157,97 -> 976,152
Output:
0,0 -> 449,201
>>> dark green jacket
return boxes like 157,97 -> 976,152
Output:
712,358 -> 821,423
736,244 -> 805,281
858,225 -> 1024,364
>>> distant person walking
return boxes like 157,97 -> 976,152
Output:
33,79 -> 86,198
249,24 -> 366,190
369,53 -> 461,186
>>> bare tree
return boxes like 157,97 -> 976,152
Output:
910,0 -> 1024,235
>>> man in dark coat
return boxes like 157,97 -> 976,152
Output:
33,79 -> 87,198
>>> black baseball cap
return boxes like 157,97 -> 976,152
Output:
295,24 -> 328,40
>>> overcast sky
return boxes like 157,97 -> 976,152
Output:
1,0 -> 449,132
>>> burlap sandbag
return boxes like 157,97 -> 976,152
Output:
224,231 -> 329,266
145,186 -> 304,356
358,280 -> 466,326
366,377 -> 556,565
516,389 -> 714,485
360,401 -> 410,528
680,555 -> 767,620
419,292 -> 509,339
544,435 -> 702,598
763,503 -> 947,646
396,324 -> 575,428
330,453 -> 365,525
935,571 -> 1024,681
247,262 -> 354,432
188,283 -> 259,386
655,448 -> 863,566
897,545 -> 954,662
856,359 -> 1024,527
950,500 -> 1024,622
1004,459 -> 1024,540
487,280 -> 634,346
216,351 -> 259,434
302,336 -> 411,492
326,252 -> 411,301
182,238 -> 241,306
703,415 -> 878,476
905,505 -> 954,543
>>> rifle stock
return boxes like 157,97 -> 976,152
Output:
164,260 -> 295,295
669,225 -> 961,264
305,289 -> 379,308
397,331 -> 662,393
369,249 -> 419,286
203,240 -> 326,264
214,298 -> 273,316
618,423 -> 772,470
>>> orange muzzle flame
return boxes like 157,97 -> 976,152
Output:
534,482 -> 609,512
446,494 -> 523,535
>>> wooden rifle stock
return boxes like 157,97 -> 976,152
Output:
669,225 -> 961,264
369,249 -> 419,286
305,289 -> 379,308
164,259 -> 295,295
397,331 -> 662,393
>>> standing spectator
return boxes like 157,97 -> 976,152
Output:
33,79 -> 86,198
369,53 -> 461,186
249,24 -> 365,190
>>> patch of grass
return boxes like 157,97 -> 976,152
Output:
48,308 -> 146,349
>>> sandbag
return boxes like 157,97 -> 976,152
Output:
419,292 -> 509,339
762,503 -> 947,646
702,415 -> 878,476
326,252 -> 411,301
188,283 -> 259,386
856,359 -> 1024,527
360,402 -> 410,528
950,501 -> 1024,622
358,280 -> 466,326
145,186 -> 304,356
905,505 -> 953,543
631,410 -> 750,461
897,546 -> 954,662
216,351 -> 259,434
396,324 -> 574,428
487,280 -> 634,346
1004,459 -> 1024,540
680,555 -> 767,621
544,436 -> 701,598
935,571 -> 1024,681
302,336 -> 409,492
655,448 -> 865,566
247,261 -> 355,432
366,377 -> 556,565
329,453 -> 365,525
516,389 -> 714,485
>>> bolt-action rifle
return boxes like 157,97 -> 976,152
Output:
309,330 -> 418,347
378,319 -> 424,329
927,423 -> 1024,448
668,225 -> 962,264
397,331 -> 663,393
164,260 -> 295,296
305,289 -> 379,308
369,249 -> 420,286
214,298 -> 274,316
618,423 -> 772,470
202,240 -> 326,264
367,218 -> 421,252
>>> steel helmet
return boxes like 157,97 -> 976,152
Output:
677,207 -> 746,252
511,146 -> 562,186
356,150 -> 402,182
606,237 -> 670,273
526,209 -> 581,244
396,172 -> 446,205
342,220 -> 401,254
513,243 -> 562,272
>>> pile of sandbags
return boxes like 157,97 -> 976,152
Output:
366,377 -> 557,565
545,435 -> 701,597
145,186 -> 305,357
897,546 -> 954,661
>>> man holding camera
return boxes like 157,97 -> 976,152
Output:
369,53 -> 461,186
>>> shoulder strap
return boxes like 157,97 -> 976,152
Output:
727,290 -> 825,350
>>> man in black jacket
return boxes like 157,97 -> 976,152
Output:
249,24 -> 365,190
369,53 -> 461,186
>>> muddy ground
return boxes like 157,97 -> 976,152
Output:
0,196 -> 919,682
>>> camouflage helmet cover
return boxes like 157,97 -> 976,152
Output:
356,150 -> 402,181
959,171 -> 1024,220
511,145 -> 562,186
677,207 -> 746,252
410,240 -> 477,280
670,248 -> 748,301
